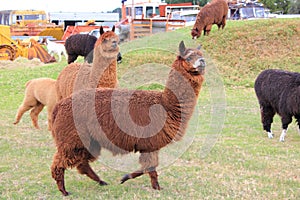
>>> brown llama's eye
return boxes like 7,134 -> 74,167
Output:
186,57 -> 191,62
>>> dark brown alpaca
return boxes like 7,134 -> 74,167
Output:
56,26 -> 119,101
191,0 -> 228,39
50,41 -> 206,196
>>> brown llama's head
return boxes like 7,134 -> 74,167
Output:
170,41 -> 206,96
178,41 -> 206,76
191,27 -> 202,39
94,26 -> 120,59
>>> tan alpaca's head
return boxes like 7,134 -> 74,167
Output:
94,26 -> 120,59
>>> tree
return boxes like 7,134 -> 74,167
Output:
165,0 -> 209,7
289,0 -> 300,14
259,0 -> 291,14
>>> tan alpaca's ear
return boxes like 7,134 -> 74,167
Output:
179,41 -> 186,57
112,25 -> 115,32
100,26 -> 104,35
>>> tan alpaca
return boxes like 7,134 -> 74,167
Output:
14,78 -> 57,131
56,26 -> 119,101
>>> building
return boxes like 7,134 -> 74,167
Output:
49,12 -> 120,28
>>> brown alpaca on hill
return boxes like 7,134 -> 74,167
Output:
191,0 -> 228,39
13,78 -> 56,131
50,41 -> 206,196
56,26 -> 119,101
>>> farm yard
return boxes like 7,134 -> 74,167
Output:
0,18 -> 300,199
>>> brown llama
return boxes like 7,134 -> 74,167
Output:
191,0 -> 228,39
50,41 -> 206,196
56,26 -> 119,101
13,78 -> 56,131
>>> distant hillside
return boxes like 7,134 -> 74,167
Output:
120,18 -> 300,88
199,18 -> 300,87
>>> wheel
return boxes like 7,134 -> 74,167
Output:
0,45 -> 16,61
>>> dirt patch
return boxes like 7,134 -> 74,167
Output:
0,57 -> 45,69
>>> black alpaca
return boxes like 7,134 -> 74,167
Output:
254,69 -> 300,142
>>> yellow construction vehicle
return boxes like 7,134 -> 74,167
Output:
0,10 -> 64,40
0,25 -> 56,63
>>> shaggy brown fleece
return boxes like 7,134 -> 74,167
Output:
56,26 -> 119,101
50,41 -> 206,196
13,78 -> 57,130
191,0 -> 228,38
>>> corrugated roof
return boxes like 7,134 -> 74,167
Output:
49,12 -> 119,21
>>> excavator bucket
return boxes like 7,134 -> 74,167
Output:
0,25 -> 56,63
27,38 -> 56,63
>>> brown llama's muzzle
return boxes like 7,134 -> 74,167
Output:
192,58 -> 206,75
191,28 -> 200,39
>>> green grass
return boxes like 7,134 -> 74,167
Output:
1,18 -> 300,199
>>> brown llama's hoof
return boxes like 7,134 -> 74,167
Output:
32,124 -> 40,129
99,180 -> 108,185
120,174 -> 130,184
60,190 -> 69,196
152,183 -> 161,190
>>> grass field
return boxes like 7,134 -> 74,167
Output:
0,18 -> 300,199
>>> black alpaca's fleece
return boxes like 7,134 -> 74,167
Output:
65,34 -> 122,64
65,34 -> 97,64
254,69 -> 300,132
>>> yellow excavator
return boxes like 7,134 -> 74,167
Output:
0,10 -> 64,40
0,25 -> 56,63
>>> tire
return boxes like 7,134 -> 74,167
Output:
0,45 -> 16,61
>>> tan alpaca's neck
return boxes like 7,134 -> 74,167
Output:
89,47 -> 118,88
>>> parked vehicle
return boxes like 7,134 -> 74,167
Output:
0,25 -> 55,63
0,10 -> 64,40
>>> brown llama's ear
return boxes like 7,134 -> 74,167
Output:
100,26 -> 104,35
179,41 -> 186,57
112,25 -> 115,32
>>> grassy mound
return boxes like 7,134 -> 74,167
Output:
200,18 -> 300,86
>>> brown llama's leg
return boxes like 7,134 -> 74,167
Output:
221,16 -> 226,29
51,152 -> 69,196
76,161 -> 108,185
29,103 -> 44,129
206,30 -> 210,36
120,170 -> 144,184
206,24 -> 212,36
149,169 -> 160,190
121,151 -> 160,190
46,105 -> 54,131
